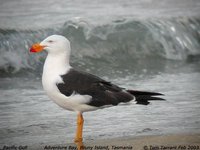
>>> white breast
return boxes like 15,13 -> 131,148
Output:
42,54 -> 97,112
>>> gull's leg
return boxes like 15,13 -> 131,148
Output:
74,112 -> 84,143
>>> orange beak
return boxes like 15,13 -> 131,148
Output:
30,43 -> 45,53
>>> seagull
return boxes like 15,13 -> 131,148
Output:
30,35 -> 164,144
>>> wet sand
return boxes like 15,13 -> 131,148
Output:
28,133 -> 200,150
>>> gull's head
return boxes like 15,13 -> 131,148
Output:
30,35 -> 70,54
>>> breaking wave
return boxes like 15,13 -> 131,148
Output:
0,17 -> 200,76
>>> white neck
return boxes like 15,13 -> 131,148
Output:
43,51 -> 71,77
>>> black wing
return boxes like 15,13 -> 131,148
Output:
56,68 -> 134,107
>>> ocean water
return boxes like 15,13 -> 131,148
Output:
0,0 -> 200,147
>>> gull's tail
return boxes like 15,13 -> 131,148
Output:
127,90 -> 165,105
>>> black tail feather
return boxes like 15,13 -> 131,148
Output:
127,90 -> 165,105
127,90 -> 164,96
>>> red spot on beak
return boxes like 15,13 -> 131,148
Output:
30,43 -> 45,53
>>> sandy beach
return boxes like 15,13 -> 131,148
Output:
25,133 -> 200,150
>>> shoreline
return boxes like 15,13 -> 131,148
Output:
26,133 -> 200,150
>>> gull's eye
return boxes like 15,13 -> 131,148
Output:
48,40 -> 54,43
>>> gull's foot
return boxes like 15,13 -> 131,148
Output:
74,137 -> 83,143
74,139 -> 84,150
